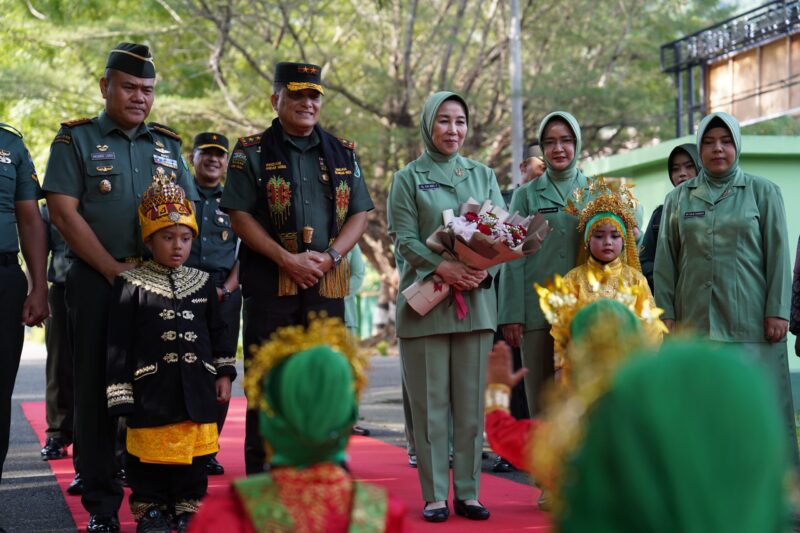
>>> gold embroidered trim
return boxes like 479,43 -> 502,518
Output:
134,363 -> 157,380
162,331 -> 177,341
180,310 -> 195,320
175,499 -> 200,515
163,353 -> 179,363
183,353 -> 197,363
191,297 -> 207,304
120,261 -> 209,300
159,309 -> 175,319
213,356 -> 236,367
202,361 -> 217,374
183,331 -> 198,342
106,382 -> 133,407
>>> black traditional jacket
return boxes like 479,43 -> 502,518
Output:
106,260 -> 237,428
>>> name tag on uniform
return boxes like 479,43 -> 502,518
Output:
153,154 -> 178,169
91,152 -> 115,161
418,183 -> 440,191
684,211 -> 705,218
538,207 -> 559,214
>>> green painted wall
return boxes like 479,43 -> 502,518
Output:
581,135 -> 800,370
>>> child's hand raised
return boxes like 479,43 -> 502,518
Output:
486,341 -> 527,388
216,375 -> 232,404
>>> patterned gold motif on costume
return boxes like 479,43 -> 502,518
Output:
180,310 -> 194,320
161,331 -> 177,341
183,353 -> 197,363
159,309 -> 175,320
183,331 -> 198,342
213,356 -> 236,368
106,382 -> 134,407
163,353 -> 179,363
134,364 -> 157,379
120,261 -> 209,300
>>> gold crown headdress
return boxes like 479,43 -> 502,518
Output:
138,167 -> 198,240
566,176 -> 640,270
244,315 -> 369,416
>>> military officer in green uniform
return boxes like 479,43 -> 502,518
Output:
185,131 -> 239,477
42,43 -> 197,533
221,62 -> 372,475
0,123 -> 49,485
655,111 -> 800,470
497,112 -> 591,417
40,203 -> 74,461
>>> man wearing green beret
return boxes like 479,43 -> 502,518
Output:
43,42 -> 197,533
0,123 -> 49,490
185,132 -> 240,477
221,61 -> 373,475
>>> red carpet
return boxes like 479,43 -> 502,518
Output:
22,398 -> 551,532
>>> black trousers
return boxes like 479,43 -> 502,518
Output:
0,260 -> 27,482
45,282 -> 74,444
126,452 -> 207,517
242,285 -> 344,475
65,261 -> 123,514
208,272 -> 243,439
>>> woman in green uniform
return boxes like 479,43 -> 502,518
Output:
654,111 -> 799,469
387,91 -> 503,522
498,111 -> 590,417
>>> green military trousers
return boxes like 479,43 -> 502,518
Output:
400,330 -> 492,502
739,341 -> 800,471
520,328 -> 556,417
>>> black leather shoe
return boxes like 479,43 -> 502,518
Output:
67,473 -> 83,496
41,437 -> 70,460
492,456 -> 515,473
422,502 -> 449,523
206,457 -> 225,476
136,507 -> 170,533
175,512 -> 195,533
86,513 -> 120,532
453,499 -> 490,520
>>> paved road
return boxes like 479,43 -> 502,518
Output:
1,342 -> 529,532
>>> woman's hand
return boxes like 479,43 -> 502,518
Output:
502,324 -> 524,347
486,341 -> 527,388
764,317 -> 788,343
434,260 -> 487,290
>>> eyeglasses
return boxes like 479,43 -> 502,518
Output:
542,137 -> 575,149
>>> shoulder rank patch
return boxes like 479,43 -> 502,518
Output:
337,137 -> 356,150
60,117 -> 92,128
0,123 -> 23,138
148,122 -> 182,143
239,134 -> 262,148
53,132 -> 72,145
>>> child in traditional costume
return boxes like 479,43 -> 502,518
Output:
187,317 -> 406,533
539,176 -> 663,380
105,169 -> 236,533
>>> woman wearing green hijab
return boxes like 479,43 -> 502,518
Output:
497,111 -> 591,421
654,111 -> 799,469
387,91 -> 504,522
639,143 -> 700,292
560,340 -> 792,533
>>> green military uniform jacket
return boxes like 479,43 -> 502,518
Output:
42,112 -> 197,260
187,183 -> 237,274
388,152 -> 504,338
221,129 -> 373,253
654,171 -> 791,341
497,172 -> 591,331
0,125 -> 40,253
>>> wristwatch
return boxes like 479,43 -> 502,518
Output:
325,247 -> 343,267
220,286 -> 232,301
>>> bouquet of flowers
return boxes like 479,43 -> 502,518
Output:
403,198 -> 551,317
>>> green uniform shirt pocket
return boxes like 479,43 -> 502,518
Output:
85,164 -> 123,202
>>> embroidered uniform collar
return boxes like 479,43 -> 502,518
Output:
120,260 -> 209,299
196,183 -> 223,199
